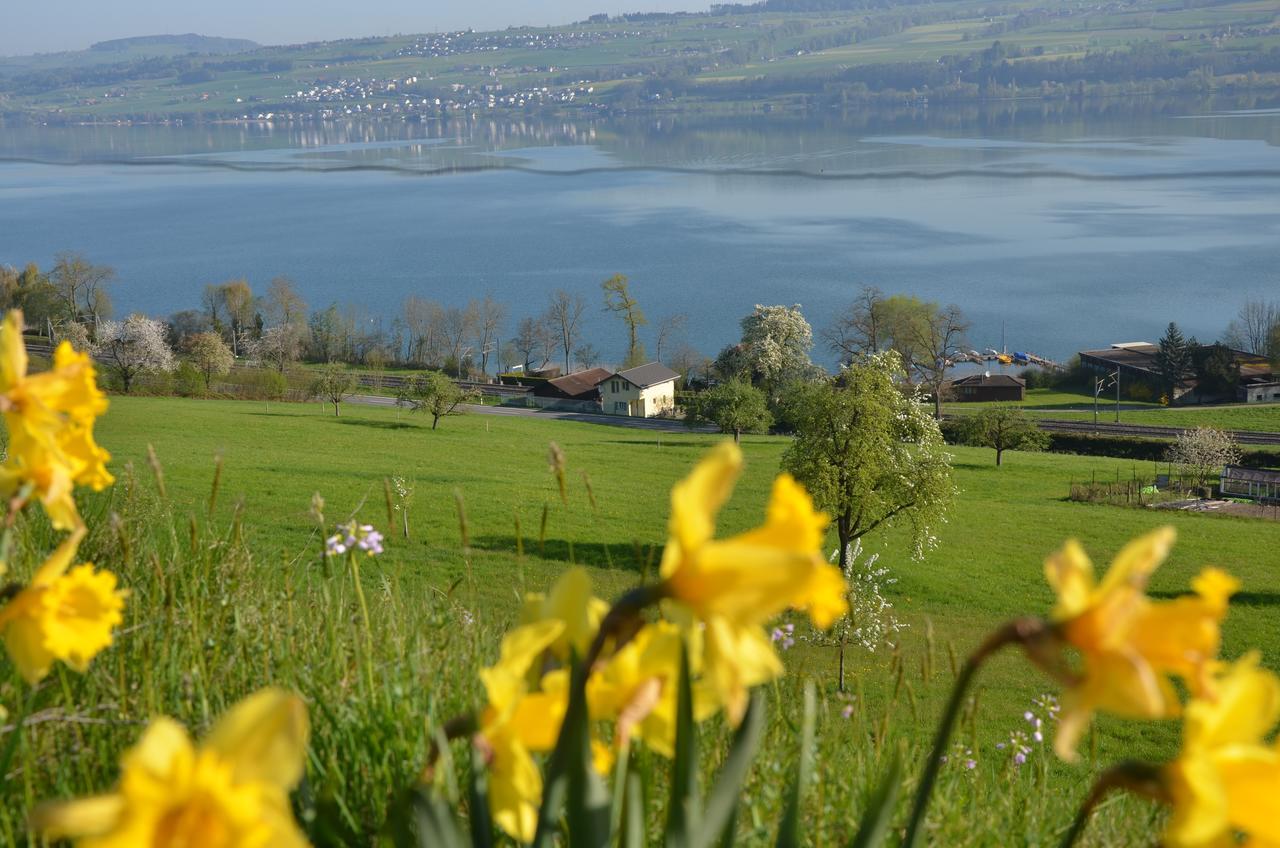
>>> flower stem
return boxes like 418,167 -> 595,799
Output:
348,552 -> 377,701
1057,761 -> 1167,848
902,617 -> 1046,848
0,685 -> 38,786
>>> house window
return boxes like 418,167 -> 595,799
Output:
614,401 -> 627,414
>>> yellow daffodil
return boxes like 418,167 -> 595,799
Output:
1044,528 -> 1236,760
0,528 -> 126,684
0,310 -> 112,530
586,620 -> 717,758
476,619 -> 568,842
520,567 -> 609,662
31,688 -> 310,848
1163,654 -> 1280,848
657,441 -> 846,722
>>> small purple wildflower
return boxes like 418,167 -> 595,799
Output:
771,623 -> 796,650
841,704 -> 855,719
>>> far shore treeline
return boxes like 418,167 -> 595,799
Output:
1,251 -> 1278,426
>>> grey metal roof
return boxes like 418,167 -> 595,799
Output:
1222,465 -> 1280,483
608,362 -> 680,389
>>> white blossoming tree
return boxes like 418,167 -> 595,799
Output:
1168,426 -> 1242,490
94,314 -> 176,393
738,303 -> 815,392
808,539 -> 907,691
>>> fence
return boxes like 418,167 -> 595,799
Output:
1067,468 -> 1206,507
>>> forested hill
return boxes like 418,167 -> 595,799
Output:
88,34 -> 260,55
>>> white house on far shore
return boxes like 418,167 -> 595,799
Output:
597,362 -> 679,418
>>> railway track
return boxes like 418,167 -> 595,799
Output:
1035,418 -> 1280,447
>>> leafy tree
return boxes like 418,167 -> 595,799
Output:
399,371 -> 474,430
958,406 -> 1049,466
782,350 -> 953,568
309,365 -> 356,417
1190,343 -> 1241,400
94,314 -> 176,393
685,379 -> 772,443
1167,426 -> 1241,490
602,274 -> 647,367
547,290 -> 587,375
1154,322 -> 1193,397
185,331 -> 234,391
49,252 -> 114,323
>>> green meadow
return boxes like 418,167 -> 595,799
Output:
0,394 -> 1269,843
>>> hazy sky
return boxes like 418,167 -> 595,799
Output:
3,1 -> 710,56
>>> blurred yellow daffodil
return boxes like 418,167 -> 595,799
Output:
520,567 -> 609,662
476,619 -> 568,843
1044,528 -> 1236,760
0,310 -> 112,530
657,441 -> 846,722
0,528 -> 126,684
587,620 -> 717,758
1163,654 -> 1280,848
31,688 -> 310,848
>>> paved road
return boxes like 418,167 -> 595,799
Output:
348,394 -> 715,434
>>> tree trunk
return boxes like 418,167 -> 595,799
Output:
837,512 -> 853,569
933,387 -> 943,420
838,640 -> 847,693
121,370 -> 132,394
432,414 -> 440,430
733,427 -> 741,444
333,401 -> 340,417
996,447 -> 1003,466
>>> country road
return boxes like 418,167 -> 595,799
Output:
347,394 -> 715,434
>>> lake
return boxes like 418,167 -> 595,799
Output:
2,95 -> 1279,367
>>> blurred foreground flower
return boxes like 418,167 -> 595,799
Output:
31,687 -> 310,847
1163,654 -> 1280,848
0,310 -> 112,530
476,620 -> 568,843
325,521 -> 384,557
1043,527 -> 1237,760
0,528 -> 125,684
657,441 -> 847,722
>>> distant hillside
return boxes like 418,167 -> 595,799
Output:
89,34 -> 259,55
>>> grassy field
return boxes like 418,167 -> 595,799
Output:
945,387 -> 1280,432
3,394 -> 1274,843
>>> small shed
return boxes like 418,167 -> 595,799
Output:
943,373 -> 1026,402
1220,466 -> 1280,503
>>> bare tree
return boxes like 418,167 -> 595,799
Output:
654,312 -> 687,363
511,316 -> 540,372
95,314 -> 176,393
403,296 -> 446,366
824,285 -> 886,363
573,342 -> 600,370
265,276 -> 308,331
911,303 -> 969,420
1223,298 -> 1280,355
533,310 -> 561,371
547,290 -> 587,374
442,305 -> 477,376
49,252 -> 115,323
472,295 -> 506,378
249,325 -> 304,373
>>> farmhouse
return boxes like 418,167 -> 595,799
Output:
943,372 -> 1025,402
597,362 -> 679,418
531,367 -> 612,405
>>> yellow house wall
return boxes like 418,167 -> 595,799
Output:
600,378 -> 676,417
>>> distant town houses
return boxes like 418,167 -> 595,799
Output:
283,75 -> 599,115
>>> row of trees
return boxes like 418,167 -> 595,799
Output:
1222,297 -> 1280,362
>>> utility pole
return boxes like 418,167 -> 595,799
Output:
1094,369 -> 1119,431
1115,368 -> 1121,423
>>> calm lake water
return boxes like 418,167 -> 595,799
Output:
2,95 -> 1279,366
